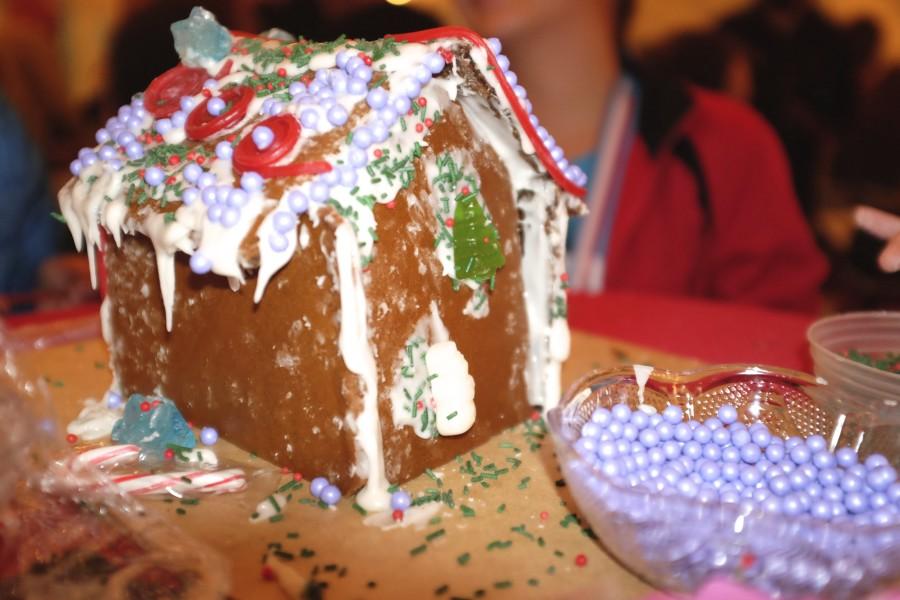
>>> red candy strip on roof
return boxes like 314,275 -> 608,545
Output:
390,26 -> 586,198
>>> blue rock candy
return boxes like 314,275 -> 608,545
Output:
111,393 -> 195,453
171,7 -> 231,67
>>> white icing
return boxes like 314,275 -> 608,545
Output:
334,220 -> 389,511
250,492 -> 288,522
424,341 -> 476,435
362,501 -> 442,530
633,364 -> 654,406
66,398 -> 123,441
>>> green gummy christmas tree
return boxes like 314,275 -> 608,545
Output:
453,194 -> 505,283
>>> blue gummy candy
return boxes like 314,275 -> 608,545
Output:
171,7 -> 231,67
111,393 -> 196,453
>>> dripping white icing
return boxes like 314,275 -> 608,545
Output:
334,221 -> 389,511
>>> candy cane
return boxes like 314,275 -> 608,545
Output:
73,444 -> 141,469
111,468 -> 247,496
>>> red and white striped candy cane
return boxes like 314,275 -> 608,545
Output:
74,444 -> 141,469
111,468 -> 247,496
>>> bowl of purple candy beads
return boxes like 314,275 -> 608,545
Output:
547,365 -> 900,599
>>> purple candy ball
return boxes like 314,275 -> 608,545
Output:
390,489 -> 412,511
200,426 -> 219,445
310,476 -> 329,498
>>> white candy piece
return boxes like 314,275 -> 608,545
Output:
66,398 -> 123,441
424,341 -> 476,436
250,492 -> 288,523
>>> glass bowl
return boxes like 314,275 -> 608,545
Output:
547,365 -> 900,599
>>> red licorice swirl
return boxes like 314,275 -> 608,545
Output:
232,115 -> 332,178
185,85 -> 254,141
144,60 -> 233,119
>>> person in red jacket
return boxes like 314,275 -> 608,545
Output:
456,0 -> 828,314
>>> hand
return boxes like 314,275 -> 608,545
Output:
854,205 -> 900,273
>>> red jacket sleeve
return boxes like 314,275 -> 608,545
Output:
688,89 -> 829,314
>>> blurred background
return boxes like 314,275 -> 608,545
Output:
1,0 -> 899,316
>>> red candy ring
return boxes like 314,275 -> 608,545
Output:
185,85 -> 254,140
144,65 -> 210,118
233,114 -> 333,178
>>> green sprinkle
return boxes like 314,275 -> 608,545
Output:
273,549 -> 294,561
352,502 -> 368,516
429,516 -> 442,526
268,495 -> 282,513
518,477 -> 531,490
410,544 -> 428,556
493,581 -> 512,589
511,524 -> 534,540
180,476 -> 192,484
94,361 -> 106,369
487,540 -> 512,551
527,578 -> 539,587
460,505 -> 475,518
560,514 -> 578,528
447,411 -> 458,420
457,552 -> 471,566
554,550 -> 565,558
300,548 -> 315,558
50,211 -> 66,223
175,508 -> 186,515
497,503 -> 506,513
269,514 -> 285,523
180,498 -> 199,506
547,565 -> 556,575
286,532 -> 300,539
426,528 -> 446,542
471,452 -> 483,466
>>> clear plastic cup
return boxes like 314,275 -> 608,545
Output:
807,311 -> 900,423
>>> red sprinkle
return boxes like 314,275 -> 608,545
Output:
575,554 -> 588,567
407,109 -> 414,116
293,472 -> 303,482
138,168 -> 146,178
444,217 -> 454,227
65,433 -> 78,444
226,133 -> 237,142
392,509 -> 404,522
304,47 -> 313,54
154,134 -> 163,143
151,399 -> 161,408
560,273 -> 569,282
166,175 -> 176,185
460,185 -> 470,195
530,410 -> 542,421
186,151 -> 196,160
482,236 -> 490,244
741,553 -> 756,569
417,400 -> 424,410
140,401 -> 151,412
416,97 -> 427,107
373,149 -> 383,158
201,89 -> 212,98
539,511 -> 549,521
261,565 -> 276,581
256,84 -> 264,91
196,156 -> 206,165
281,46 -> 291,56
168,155 -> 181,165
277,67 -> 287,77
424,118 -> 433,128
281,466 -> 291,475
438,47 -> 453,63
415,123 -> 424,133
164,448 -> 175,460
386,201 -> 396,209
267,82 -> 274,90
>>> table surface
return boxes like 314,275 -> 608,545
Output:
10,316 -> 706,600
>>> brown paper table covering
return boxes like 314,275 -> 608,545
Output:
11,320 -> 703,599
